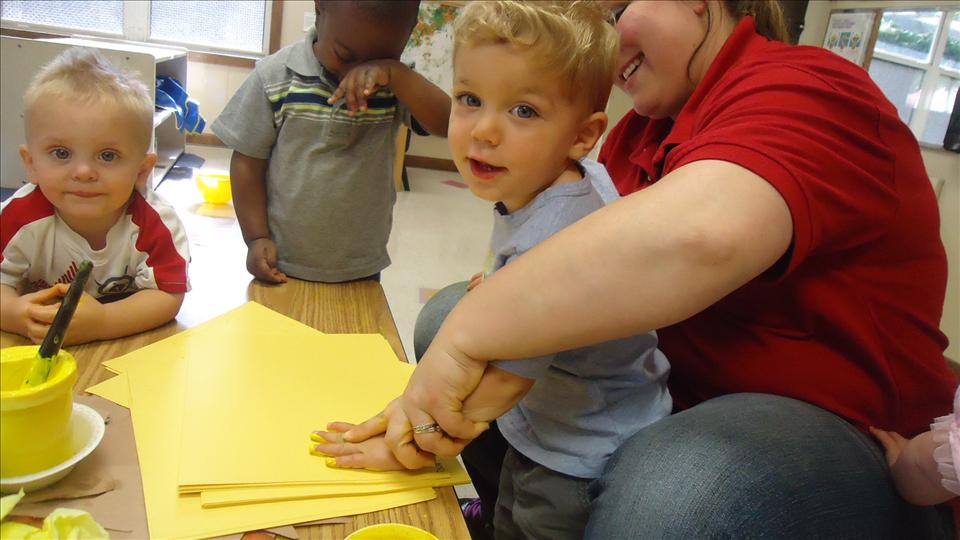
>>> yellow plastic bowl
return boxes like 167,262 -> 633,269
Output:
196,172 -> 232,205
344,524 -> 438,540
0,346 -> 78,478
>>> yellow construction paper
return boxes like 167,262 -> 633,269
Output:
85,373 -> 130,408
124,351 -> 434,539
103,302 -> 331,375
200,457 -> 470,508
176,331 -> 445,491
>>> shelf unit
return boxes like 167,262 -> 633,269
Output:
0,36 -> 187,189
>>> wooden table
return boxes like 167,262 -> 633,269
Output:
0,187 -> 469,538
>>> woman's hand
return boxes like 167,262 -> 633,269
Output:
393,342 -> 490,456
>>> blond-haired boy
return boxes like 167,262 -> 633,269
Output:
314,3 -> 671,539
1,47 -> 189,345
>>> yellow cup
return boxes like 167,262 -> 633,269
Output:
0,346 -> 78,478
195,172 -> 233,205
345,524 -> 438,540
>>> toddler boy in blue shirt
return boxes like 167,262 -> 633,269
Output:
313,3 -> 671,539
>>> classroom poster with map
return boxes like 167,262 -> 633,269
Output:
401,2 -> 460,96
823,11 -> 876,67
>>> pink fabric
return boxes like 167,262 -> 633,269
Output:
932,387 -> 960,495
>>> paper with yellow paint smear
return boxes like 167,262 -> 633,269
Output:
175,325 -> 464,491
124,346 -> 434,539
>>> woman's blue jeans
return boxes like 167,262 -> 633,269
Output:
586,393 -> 954,538
414,283 -> 956,538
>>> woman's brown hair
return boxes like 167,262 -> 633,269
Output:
723,1 -> 789,42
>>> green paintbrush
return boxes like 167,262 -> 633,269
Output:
22,260 -> 94,388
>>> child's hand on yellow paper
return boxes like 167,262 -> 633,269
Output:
311,422 -> 434,471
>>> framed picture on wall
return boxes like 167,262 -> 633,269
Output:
823,10 -> 877,67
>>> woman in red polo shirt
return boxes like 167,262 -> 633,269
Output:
376,1 -> 957,536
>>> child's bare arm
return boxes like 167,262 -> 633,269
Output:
230,150 -> 270,245
328,60 -> 450,136
28,285 -> 183,344
230,151 -> 287,283
870,427 -> 955,505
386,62 -> 451,136
0,284 -> 64,341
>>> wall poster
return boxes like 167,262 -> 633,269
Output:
823,11 -> 877,67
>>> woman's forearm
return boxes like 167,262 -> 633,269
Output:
439,159 -> 794,362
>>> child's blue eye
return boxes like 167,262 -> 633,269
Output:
458,94 -> 481,107
50,148 -> 70,160
511,105 -> 537,119
99,150 -> 118,162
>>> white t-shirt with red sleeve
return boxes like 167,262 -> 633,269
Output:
1,183 -> 189,300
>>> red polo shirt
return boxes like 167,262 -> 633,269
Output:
599,17 -> 955,436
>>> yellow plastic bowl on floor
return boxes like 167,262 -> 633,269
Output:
345,524 -> 438,540
196,172 -> 232,205
0,346 -> 77,478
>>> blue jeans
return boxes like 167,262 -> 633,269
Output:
413,281 -> 469,360
586,393 -> 955,538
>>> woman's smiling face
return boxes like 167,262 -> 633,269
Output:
613,1 -> 706,119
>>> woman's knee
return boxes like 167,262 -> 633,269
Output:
413,281 -> 468,360
586,393 -> 947,538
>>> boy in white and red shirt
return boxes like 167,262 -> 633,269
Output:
1,47 -> 189,345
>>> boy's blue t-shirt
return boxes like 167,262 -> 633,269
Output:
489,159 -> 672,479
212,28 -> 419,282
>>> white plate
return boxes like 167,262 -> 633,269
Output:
0,402 -> 105,494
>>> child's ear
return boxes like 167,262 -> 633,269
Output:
18,145 -> 37,184
136,153 -> 158,192
567,112 -> 608,161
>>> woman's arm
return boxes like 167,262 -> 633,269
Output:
404,159 -> 794,448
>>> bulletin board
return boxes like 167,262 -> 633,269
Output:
822,10 -> 878,68
400,2 -> 461,96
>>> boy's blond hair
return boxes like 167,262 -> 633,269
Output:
453,1 -> 618,113
23,47 -> 154,151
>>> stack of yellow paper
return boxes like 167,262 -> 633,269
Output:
86,302 -> 468,539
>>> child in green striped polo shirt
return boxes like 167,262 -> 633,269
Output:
213,0 -> 449,283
